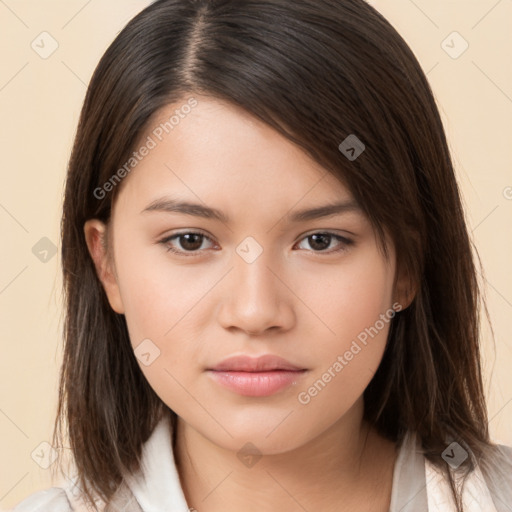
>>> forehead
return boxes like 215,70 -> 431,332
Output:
113,96 -> 358,221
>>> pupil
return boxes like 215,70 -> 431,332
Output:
310,234 -> 330,251
181,234 -> 202,251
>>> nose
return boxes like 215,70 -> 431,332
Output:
216,248 -> 295,336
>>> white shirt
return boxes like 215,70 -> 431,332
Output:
11,413 -> 512,511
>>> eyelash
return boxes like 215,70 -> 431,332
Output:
158,230 -> 354,258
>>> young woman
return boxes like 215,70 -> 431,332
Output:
13,0 -> 512,511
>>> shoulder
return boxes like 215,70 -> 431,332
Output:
10,480 -> 143,512
425,441 -> 512,511
486,441 -> 512,468
478,442 -> 512,503
10,487 -> 73,512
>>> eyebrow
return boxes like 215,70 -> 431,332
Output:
141,197 -> 362,223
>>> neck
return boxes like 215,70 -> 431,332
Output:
173,399 -> 397,512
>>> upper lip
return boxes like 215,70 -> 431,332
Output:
208,354 -> 305,372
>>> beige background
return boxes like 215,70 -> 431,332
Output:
1,0 -> 511,509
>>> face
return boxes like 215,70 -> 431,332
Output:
85,95 -> 406,455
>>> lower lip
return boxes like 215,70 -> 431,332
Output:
208,370 -> 306,397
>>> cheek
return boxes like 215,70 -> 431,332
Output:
111,237 -> 226,410
296,245 -> 395,350
113,238 -> 208,344
112,244 -> 210,415
291,248 -> 395,400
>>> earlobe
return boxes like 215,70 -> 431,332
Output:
83,219 -> 125,314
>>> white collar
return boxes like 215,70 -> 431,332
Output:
122,414 -> 190,512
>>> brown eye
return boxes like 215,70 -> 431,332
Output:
175,233 -> 204,251
160,231 -> 215,256
295,232 -> 354,254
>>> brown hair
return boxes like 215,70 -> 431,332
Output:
53,0 -> 498,509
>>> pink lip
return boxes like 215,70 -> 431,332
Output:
210,354 -> 303,372
207,355 -> 307,397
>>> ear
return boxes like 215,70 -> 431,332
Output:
393,266 -> 417,312
84,219 -> 125,314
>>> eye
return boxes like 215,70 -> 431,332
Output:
294,232 -> 354,254
158,230 -> 354,257
159,231 -> 217,257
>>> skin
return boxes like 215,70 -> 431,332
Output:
85,95 -> 413,512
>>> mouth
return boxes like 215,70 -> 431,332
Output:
206,354 -> 308,397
